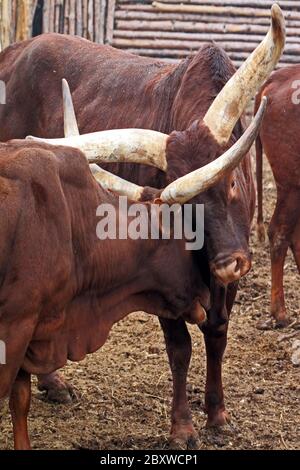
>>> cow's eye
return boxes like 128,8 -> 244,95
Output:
231,180 -> 236,190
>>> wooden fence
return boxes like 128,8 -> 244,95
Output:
1,1 -> 300,67
0,0 -> 36,48
111,0 -> 300,67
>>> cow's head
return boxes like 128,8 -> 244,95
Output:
27,5 -> 285,288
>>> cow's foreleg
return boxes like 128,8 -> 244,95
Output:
159,317 -> 199,449
201,281 -> 236,427
203,325 -> 229,427
9,369 -> 31,450
37,370 -> 75,403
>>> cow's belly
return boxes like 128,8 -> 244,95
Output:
21,294 -> 115,375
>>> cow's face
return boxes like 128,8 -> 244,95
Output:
165,121 -> 252,286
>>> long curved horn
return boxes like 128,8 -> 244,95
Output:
160,97 -> 267,204
203,4 -> 285,145
26,128 -> 168,171
26,79 -> 169,171
62,79 -> 80,137
90,163 -> 144,200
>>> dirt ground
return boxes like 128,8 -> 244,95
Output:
0,158 -> 299,450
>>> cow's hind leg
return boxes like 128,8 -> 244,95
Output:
37,370 -> 75,404
268,193 -> 298,328
9,369 -> 31,450
290,220 -> 300,314
159,318 -> 199,449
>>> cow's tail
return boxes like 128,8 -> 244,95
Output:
254,91 -> 266,243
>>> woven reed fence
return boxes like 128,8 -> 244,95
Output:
1,1 -> 300,67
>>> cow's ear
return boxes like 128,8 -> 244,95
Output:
153,198 -> 163,205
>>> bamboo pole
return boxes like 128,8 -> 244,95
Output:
0,0 -> 11,49
94,0 -> 100,42
99,0 -> 105,43
76,0 -> 82,36
69,0 -> 75,35
43,0 -> 50,33
87,0 -> 93,40
48,0 -> 54,32
82,0 -> 87,38
11,0 -> 17,36
64,0 -> 69,34
106,0 -> 115,43
54,1 -> 59,32
16,0 -> 32,42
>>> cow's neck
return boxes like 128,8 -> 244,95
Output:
73,190 -> 165,303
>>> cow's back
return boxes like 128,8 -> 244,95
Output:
0,33 -> 254,209
0,34 -> 179,140
258,65 -> 300,189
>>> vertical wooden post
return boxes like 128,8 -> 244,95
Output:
48,0 -> 54,33
69,0 -> 75,35
98,0 -> 106,44
76,0 -> 82,36
0,0 -> 11,49
94,0 -> 100,43
106,0 -> 115,44
16,0 -> 30,42
64,0 -> 69,34
43,0 -> 49,33
82,0 -> 87,38
87,0 -> 93,41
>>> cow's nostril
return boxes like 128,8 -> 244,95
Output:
235,256 -> 242,272
211,252 -> 251,285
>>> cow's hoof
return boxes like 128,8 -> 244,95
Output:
206,409 -> 230,428
37,373 -> 77,404
169,424 -> 200,449
275,318 -> 290,329
44,387 -> 74,404
256,318 -> 274,330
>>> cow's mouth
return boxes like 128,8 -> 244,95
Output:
210,252 -> 251,285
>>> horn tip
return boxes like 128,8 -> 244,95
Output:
270,4 -> 286,49
62,78 -> 69,91
260,96 -> 268,114
256,96 -> 268,122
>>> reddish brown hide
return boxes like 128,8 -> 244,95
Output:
256,66 -> 300,328
0,140 -> 211,449
0,34 -> 255,445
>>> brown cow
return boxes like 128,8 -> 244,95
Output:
256,65 -> 300,328
0,4 -> 285,445
0,101 -> 265,449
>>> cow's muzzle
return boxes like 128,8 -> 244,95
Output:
210,251 -> 251,285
